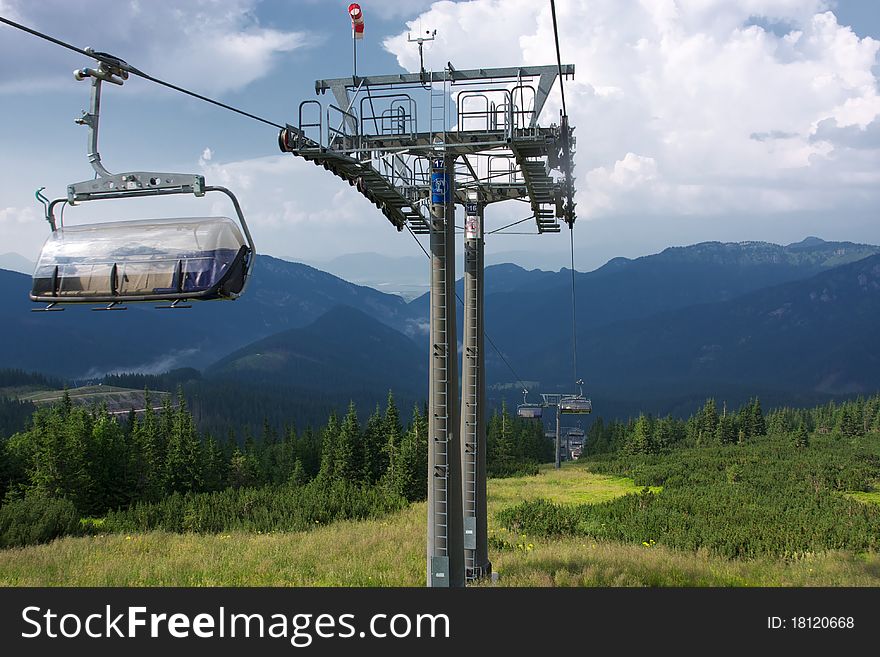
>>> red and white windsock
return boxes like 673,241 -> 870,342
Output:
349,3 -> 365,40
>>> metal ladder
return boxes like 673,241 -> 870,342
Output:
431,214 -> 450,571
463,248 -> 480,581
430,69 -> 449,145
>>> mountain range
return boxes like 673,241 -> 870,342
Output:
0,255 -> 411,378
0,252 -> 33,275
1,236 -> 878,421
208,305 -> 426,395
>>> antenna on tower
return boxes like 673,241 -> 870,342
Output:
408,29 -> 437,82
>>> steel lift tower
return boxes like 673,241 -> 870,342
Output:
278,60 -> 576,587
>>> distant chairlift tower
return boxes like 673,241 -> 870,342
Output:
278,57 -> 576,587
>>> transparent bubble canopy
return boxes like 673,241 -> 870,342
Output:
559,397 -> 592,414
516,405 -> 543,419
31,216 -> 252,303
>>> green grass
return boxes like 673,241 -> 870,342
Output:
1,463 -> 878,586
21,385 -> 171,405
21,385 -> 128,402
0,508 -> 428,586
488,463 -> 659,508
15,385 -> 171,415
481,537 -> 880,586
846,490 -> 880,506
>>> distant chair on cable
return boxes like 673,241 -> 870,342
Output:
559,379 -> 592,415
516,389 -> 544,419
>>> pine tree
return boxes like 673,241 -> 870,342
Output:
865,396 -> 880,435
317,412 -> 341,481
715,412 -> 737,445
202,433 -> 227,491
362,406 -> 385,484
386,406 -> 428,501
382,391 -> 403,483
653,416 -> 674,451
163,394 -> 203,493
258,418 -> 279,484
700,399 -> 719,444
0,436 -> 10,501
626,414 -> 655,454
227,447 -> 258,488
684,414 -> 700,446
792,425 -> 809,448
751,397 -> 766,437
130,397 -> 163,501
289,458 -> 307,486
335,402 -> 363,483
90,407 -> 129,511
838,404 -> 862,438
28,404 -> 93,514
297,426 -> 322,479
488,402 -> 517,473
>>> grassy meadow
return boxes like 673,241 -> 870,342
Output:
1,461 -> 879,586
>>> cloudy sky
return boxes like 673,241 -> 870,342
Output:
1,0 -> 878,273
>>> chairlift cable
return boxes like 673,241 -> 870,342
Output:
486,214 -> 534,235
0,16 -> 286,130
569,224 -> 578,387
405,223 -> 431,259
483,332 -> 529,396
549,0 -> 567,117
550,0 -> 580,387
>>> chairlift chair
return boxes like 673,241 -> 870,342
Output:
31,215 -> 252,305
559,379 -> 592,415
559,396 -> 592,415
516,389 -> 543,419
30,51 -> 255,311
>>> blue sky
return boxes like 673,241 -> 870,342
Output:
1,0 -> 879,274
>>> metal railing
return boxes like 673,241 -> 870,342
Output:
298,100 -> 323,147
327,104 -> 358,148
360,93 -> 417,138
511,84 -> 536,130
457,85 -> 536,136
457,89 -> 512,134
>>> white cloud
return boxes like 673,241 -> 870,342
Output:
384,0 -> 880,220
0,0 -> 314,95
0,205 -> 39,226
368,0 -> 440,20
198,147 -> 213,167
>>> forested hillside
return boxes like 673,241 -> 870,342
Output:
0,392 -> 547,547
503,394 -> 880,559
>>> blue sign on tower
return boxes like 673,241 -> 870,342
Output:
431,159 -> 450,207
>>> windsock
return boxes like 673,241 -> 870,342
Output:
349,4 -> 364,39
